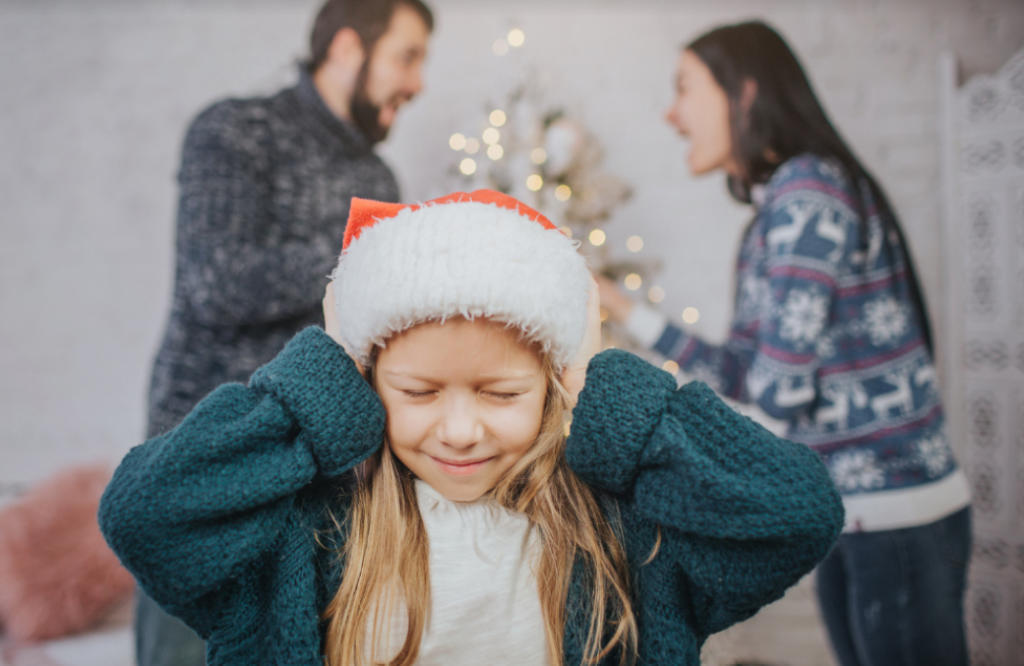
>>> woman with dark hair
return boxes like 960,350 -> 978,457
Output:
599,21 -> 971,666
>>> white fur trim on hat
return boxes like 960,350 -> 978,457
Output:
331,200 -> 591,369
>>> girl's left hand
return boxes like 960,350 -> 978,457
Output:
562,277 -> 602,405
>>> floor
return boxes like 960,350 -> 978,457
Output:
0,602 -> 133,666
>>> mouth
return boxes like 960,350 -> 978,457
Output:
429,455 -> 494,476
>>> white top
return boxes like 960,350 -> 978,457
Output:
369,481 -> 548,665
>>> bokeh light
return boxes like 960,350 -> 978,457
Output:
526,174 -> 543,191
487,144 -> 504,160
464,138 -> 480,154
648,286 -> 665,303
530,148 -> 547,164
662,360 -> 679,374
490,109 -> 507,127
460,158 -> 477,175
624,273 -> 642,291
626,235 -> 644,252
682,307 -> 700,324
554,185 -> 572,201
589,229 -> 606,246
482,128 -> 500,145
508,28 -> 525,47
559,226 -> 573,238
449,133 -> 466,151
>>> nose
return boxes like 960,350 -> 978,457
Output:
436,395 -> 484,449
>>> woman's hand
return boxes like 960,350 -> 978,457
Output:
562,277 -> 603,405
323,283 -> 364,376
595,274 -> 635,324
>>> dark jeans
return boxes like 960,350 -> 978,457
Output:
815,506 -> 971,666
136,588 -> 206,666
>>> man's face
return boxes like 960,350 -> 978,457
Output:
352,4 -> 429,143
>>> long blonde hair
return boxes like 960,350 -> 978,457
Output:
322,353 -> 639,666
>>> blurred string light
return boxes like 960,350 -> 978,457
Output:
487,144 -> 504,160
530,148 -> 547,164
526,174 -> 543,191
508,28 -> 525,47
589,229 -> 606,246
490,109 -> 507,127
460,158 -> 477,175
554,184 -> 571,201
648,286 -> 665,303
493,39 -> 509,56
624,273 -> 642,291
482,128 -> 500,145
682,307 -> 700,324
449,133 -> 466,150
464,138 -> 480,154
662,360 -> 679,374
626,235 -> 643,252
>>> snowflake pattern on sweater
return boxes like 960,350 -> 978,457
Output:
655,155 -> 958,496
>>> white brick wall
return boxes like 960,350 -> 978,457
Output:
0,0 -> 1021,488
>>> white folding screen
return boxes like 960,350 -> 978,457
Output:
940,47 -> 1024,666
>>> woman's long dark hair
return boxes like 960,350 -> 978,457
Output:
687,21 -> 934,354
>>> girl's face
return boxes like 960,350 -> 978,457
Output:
664,49 -> 736,176
375,317 -> 548,502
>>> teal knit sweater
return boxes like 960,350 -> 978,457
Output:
99,327 -> 843,665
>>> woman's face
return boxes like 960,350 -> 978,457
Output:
665,49 -> 735,176
375,317 -> 548,502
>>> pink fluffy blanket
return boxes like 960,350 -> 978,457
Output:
0,465 -> 135,641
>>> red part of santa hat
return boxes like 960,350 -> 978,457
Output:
331,190 -> 590,368
342,190 -> 557,251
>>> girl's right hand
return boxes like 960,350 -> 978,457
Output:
323,283 -> 364,376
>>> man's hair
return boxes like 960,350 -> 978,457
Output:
309,0 -> 434,71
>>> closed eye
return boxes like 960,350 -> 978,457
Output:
485,392 -> 521,401
402,390 -> 436,398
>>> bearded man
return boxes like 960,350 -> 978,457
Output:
137,1 -> 432,664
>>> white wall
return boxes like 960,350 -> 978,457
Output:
2,0 -> 1023,489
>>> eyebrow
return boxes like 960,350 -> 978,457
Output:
382,369 -> 539,382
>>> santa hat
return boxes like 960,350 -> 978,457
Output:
330,190 -> 591,369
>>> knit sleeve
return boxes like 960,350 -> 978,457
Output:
566,348 -> 843,637
653,158 -> 854,424
99,326 -> 383,637
174,101 -> 345,327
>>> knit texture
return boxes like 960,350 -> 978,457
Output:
653,154 -> 957,497
101,328 -> 843,666
147,66 -> 400,437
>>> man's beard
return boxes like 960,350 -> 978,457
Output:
350,62 -> 389,145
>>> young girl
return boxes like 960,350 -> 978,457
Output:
599,22 -> 972,666
100,190 -> 843,666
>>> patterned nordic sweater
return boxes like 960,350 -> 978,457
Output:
147,67 -> 399,438
100,327 -> 844,666
629,155 -> 969,531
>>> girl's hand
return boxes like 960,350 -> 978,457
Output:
562,277 -> 602,405
595,274 -> 634,324
323,283 -> 364,376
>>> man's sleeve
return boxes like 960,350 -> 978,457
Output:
173,102 -> 342,327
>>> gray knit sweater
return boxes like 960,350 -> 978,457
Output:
147,68 -> 400,437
